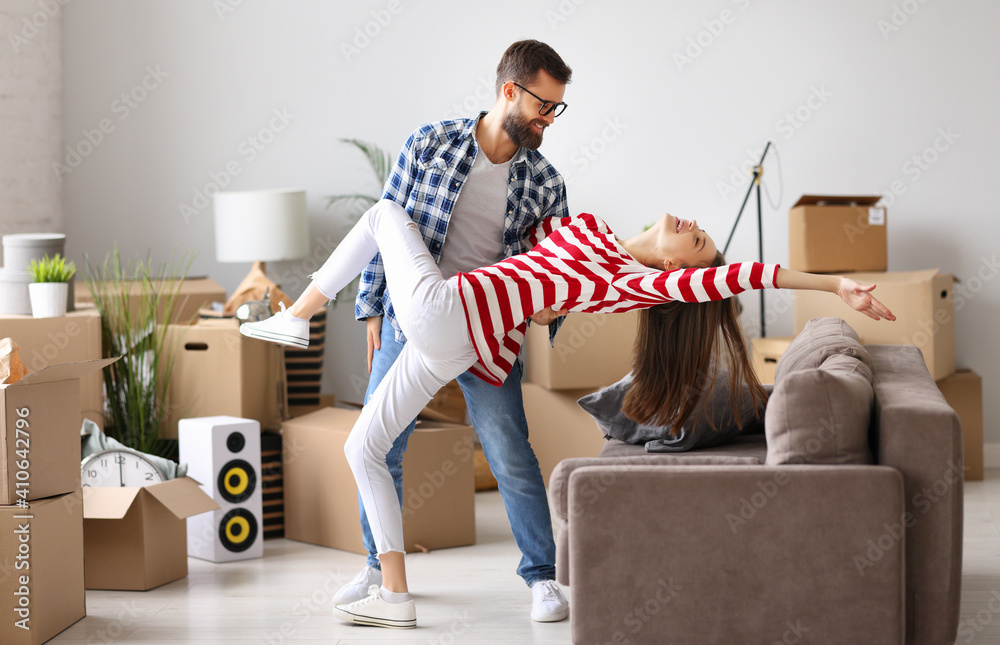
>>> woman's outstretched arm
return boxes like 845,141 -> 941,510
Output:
774,267 -> 896,322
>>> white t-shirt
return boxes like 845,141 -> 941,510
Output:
437,147 -> 512,279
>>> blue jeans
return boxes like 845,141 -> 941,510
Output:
359,319 -> 556,586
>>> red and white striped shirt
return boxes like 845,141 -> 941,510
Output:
457,213 -> 780,386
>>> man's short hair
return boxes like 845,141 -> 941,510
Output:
495,40 -> 572,95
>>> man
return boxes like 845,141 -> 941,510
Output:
331,40 -> 572,622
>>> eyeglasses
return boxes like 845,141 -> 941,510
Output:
512,83 -> 568,118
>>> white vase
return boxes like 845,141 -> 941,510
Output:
28,282 -> 69,318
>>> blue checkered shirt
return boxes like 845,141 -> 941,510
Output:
355,113 -> 570,343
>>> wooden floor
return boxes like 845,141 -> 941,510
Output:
54,472 -> 1000,643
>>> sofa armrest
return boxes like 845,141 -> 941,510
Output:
867,345 -> 963,644
549,453 -> 762,523
567,464 -> 905,645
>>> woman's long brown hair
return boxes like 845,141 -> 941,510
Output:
621,252 -> 766,431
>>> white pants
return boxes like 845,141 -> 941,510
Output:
312,200 -> 478,555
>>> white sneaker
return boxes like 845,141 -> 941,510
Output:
239,304 -> 309,348
530,579 -> 569,622
332,566 -> 383,606
332,584 -> 416,629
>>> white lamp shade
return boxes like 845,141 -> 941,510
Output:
214,188 -> 309,263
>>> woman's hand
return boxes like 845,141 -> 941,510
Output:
836,278 -> 896,321
529,306 -> 569,325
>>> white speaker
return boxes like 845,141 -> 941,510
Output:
179,416 -> 263,562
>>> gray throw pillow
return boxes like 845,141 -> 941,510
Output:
765,352 -> 875,465
774,317 -> 871,384
577,371 -> 766,453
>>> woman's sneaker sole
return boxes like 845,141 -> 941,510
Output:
239,322 -> 309,348
331,606 -> 416,629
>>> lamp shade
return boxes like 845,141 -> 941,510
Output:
214,188 -> 309,263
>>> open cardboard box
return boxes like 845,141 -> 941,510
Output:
82,476 -> 219,590
0,489 -> 85,645
789,195 -> 887,273
282,406 -> 475,554
0,308 -> 105,428
1,356 -> 117,505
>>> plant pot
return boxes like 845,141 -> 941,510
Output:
29,282 -> 69,318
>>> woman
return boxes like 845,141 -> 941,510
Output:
241,199 -> 894,629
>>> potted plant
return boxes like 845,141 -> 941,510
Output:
27,253 -> 76,318
85,246 -> 192,459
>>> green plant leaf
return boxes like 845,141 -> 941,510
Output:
340,138 -> 393,187
84,245 -> 194,458
27,254 -> 76,282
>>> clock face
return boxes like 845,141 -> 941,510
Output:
81,449 -> 165,487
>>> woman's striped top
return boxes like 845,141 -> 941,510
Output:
456,213 -> 780,386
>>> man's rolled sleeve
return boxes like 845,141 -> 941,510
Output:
355,253 -> 386,320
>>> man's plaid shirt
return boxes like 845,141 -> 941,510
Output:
355,113 -> 570,343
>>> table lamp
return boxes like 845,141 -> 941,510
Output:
213,188 -> 309,315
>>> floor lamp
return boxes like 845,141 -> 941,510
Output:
722,141 -> 773,337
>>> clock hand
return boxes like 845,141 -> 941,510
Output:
119,456 -> 124,487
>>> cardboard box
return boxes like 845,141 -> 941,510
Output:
789,195 -> 887,273
422,379 -> 466,424
0,489 -> 85,645
0,308 -> 105,428
75,277 -> 226,325
937,370 -> 983,481
288,393 -> 336,420
751,337 -> 795,384
1,357 -> 117,505
794,269 -> 954,380
82,476 -> 219,590
525,311 -> 638,391
522,383 -> 608,486
282,407 -> 475,554
160,318 -> 287,437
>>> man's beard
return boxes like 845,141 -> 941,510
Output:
502,110 -> 545,150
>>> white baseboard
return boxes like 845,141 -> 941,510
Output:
984,443 -> 1000,469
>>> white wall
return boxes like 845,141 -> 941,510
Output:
61,1 -> 1000,442
0,0 -> 63,249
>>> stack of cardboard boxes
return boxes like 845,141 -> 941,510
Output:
521,312 -> 637,485
1,280 -> 237,598
0,356 -> 114,644
754,195 -> 983,480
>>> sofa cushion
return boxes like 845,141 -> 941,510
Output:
765,352 -> 874,465
577,371 -> 766,452
774,317 -> 871,384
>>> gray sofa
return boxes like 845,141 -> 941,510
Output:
548,322 -> 963,645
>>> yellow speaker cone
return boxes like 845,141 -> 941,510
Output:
225,516 -> 251,544
224,467 -> 249,496
218,508 -> 258,553
217,459 -> 256,504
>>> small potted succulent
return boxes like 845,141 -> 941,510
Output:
27,253 -> 76,318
